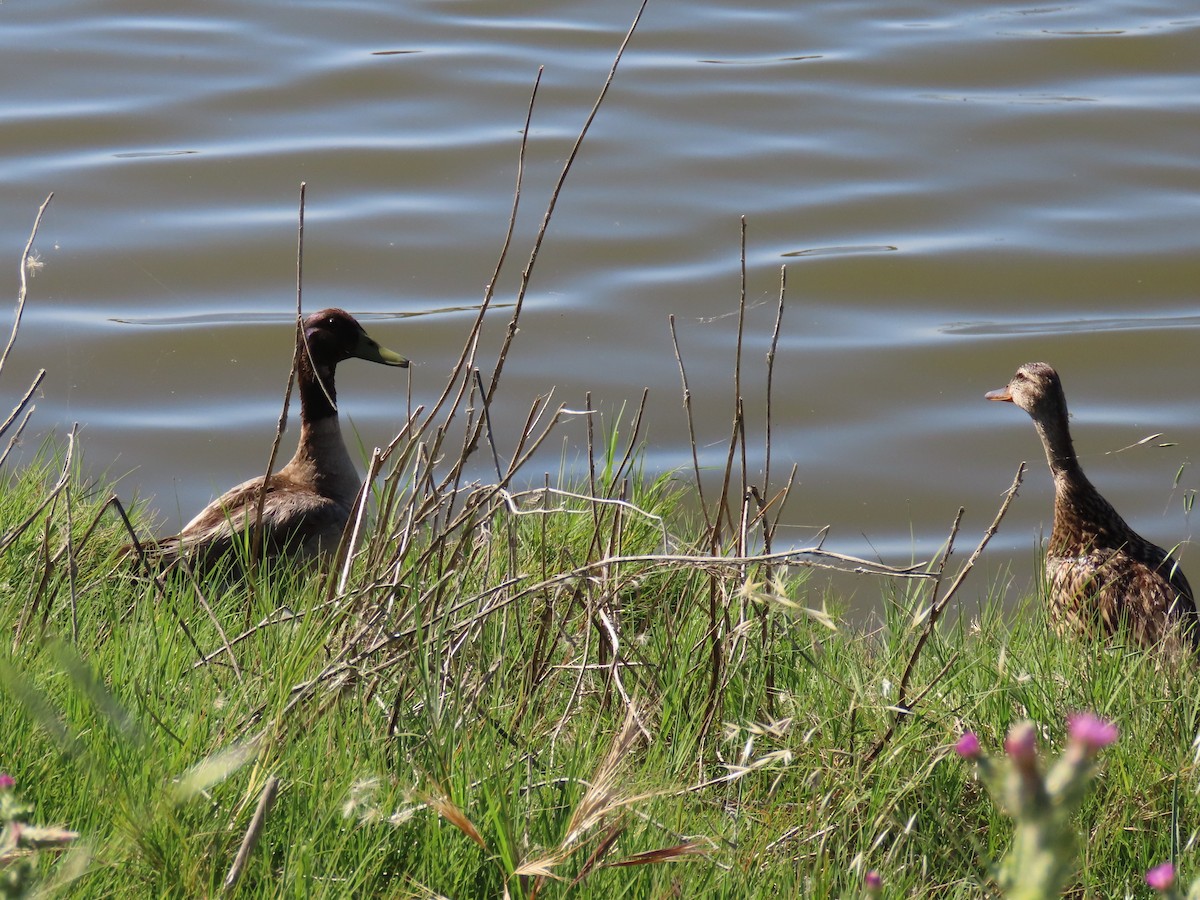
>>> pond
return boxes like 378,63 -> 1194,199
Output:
1,0 -> 1197,612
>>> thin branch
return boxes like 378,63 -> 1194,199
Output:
418,68 -> 543,440
0,193 -> 53,381
669,314 -> 712,532
0,369 -> 46,445
0,404 -> 37,468
222,775 -> 280,895
763,265 -> 786,527
734,216 -> 749,534
336,447 -> 385,596
863,463 -> 1026,765
483,0 -> 650,408
476,369 -> 505,481
0,421 -> 77,556
251,183 -> 307,573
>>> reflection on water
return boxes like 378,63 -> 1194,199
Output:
782,245 -> 898,258
111,301 -> 510,328
697,55 -> 823,64
944,315 -> 1200,337
0,0 -> 1197,614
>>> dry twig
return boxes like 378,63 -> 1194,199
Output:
863,463 -> 1026,765
222,775 -> 280,895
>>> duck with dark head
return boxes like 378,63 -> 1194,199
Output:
132,308 -> 408,574
987,361 -> 1197,652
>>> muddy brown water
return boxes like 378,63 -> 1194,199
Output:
1,1 -> 1197,615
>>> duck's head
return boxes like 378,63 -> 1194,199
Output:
302,308 -> 409,369
985,361 -> 1066,419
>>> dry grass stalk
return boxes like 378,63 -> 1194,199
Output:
603,840 -> 708,867
517,707 -> 645,891
222,774 -> 280,895
422,785 -> 485,849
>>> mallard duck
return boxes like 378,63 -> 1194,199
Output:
987,361 -> 1197,650
134,308 -> 408,573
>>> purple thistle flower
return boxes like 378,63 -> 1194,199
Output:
1067,712 -> 1118,753
0,773 -> 13,790
954,732 -> 981,759
1145,861 -> 1175,891
865,870 -> 882,889
1004,722 -> 1037,764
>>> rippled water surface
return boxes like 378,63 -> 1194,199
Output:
2,1 -> 1198,610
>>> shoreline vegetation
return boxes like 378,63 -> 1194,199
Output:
4,429 -> 1200,897
3,6 -> 1199,895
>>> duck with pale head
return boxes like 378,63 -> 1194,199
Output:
987,361 -> 1197,652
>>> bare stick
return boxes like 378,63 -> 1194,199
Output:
863,463 -> 1026,765
0,196 -> 53,447
11,424 -> 77,643
0,368 -> 46,444
375,68 -> 545,511
483,0 -> 650,408
861,651 -> 961,767
365,10 -> 646,617
606,388 -> 650,501
763,265 -> 787,527
918,463 -> 1026,636
0,421 -> 77,556
251,183 -> 307,573
669,315 -> 712,532
746,325 -> 780,714
734,216 -> 749,519
495,486 -> 668,547
890,505 -> 964,713
336,447 -> 385,596
363,544 -> 935,661
1,193 -> 53,382
586,391 -> 598,515
475,369 -> 505,481
711,217 -> 750,543
418,68 -> 543,441
595,606 -> 651,740
222,775 -> 280,895
0,404 -> 36,468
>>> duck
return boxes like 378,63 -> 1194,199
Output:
986,361 -> 1197,651
133,308 -> 408,573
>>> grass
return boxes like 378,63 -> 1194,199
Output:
1,440 -> 1199,898
2,29 -> 1196,894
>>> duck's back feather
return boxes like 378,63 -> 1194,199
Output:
1047,545 -> 1197,651
141,474 -> 352,571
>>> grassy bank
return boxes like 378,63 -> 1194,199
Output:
1,444 -> 1198,898
4,60 -> 1197,892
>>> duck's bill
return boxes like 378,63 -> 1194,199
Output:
356,335 -> 410,368
984,387 -> 1013,402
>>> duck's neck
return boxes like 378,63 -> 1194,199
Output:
1035,402 -> 1122,552
285,349 -> 361,507
1033,405 -> 1083,483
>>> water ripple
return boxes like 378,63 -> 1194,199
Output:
943,314 -> 1200,337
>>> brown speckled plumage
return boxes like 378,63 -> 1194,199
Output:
987,362 -> 1197,651
134,308 -> 408,574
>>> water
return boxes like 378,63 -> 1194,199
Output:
1,1 -> 1197,608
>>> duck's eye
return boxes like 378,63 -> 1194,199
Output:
326,317 -> 336,327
